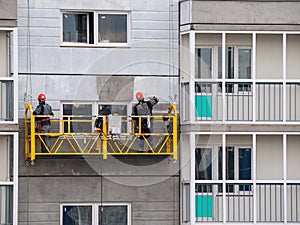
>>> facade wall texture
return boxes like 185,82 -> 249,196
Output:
18,0 -> 179,224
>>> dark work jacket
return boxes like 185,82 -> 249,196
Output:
33,102 -> 54,125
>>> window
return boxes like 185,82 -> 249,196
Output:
218,47 -> 252,93
99,205 -> 128,225
195,48 -> 212,79
195,46 -> 252,93
61,203 -> 131,225
62,104 -> 92,133
62,11 -> 129,46
98,14 -> 127,43
63,13 -> 90,43
195,146 -> 252,193
97,104 -> 128,133
218,146 -> 252,192
62,205 -> 92,225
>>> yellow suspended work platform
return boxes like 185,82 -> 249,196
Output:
24,103 -> 178,163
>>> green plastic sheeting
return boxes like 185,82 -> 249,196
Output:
195,195 -> 213,218
195,95 -> 212,117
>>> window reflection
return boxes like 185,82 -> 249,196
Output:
63,13 -> 88,43
98,14 -> 127,43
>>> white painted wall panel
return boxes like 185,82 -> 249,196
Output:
256,135 -> 283,180
286,34 -> 300,80
287,135 -> 300,180
256,34 -> 283,79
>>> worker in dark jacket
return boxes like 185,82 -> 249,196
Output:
132,92 -> 159,152
33,93 -> 54,153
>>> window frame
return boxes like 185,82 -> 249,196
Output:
60,203 -> 131,225
61,10 -> 130,47
195,145 -> 253,195
195,45 -> 252,95
95,11 -> 130,47
61,103 -> 93,133
61,101 -> 130,133
61,11 -> 91,46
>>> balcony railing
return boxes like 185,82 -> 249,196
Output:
0,185 -> 13,225
194,82 -> 300,122
188,182 -> 300,222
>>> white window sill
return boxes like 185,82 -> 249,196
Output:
60,42 -> 131,48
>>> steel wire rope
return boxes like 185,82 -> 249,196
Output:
25,0 -> 33,104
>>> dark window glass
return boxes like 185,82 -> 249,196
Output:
63,206 -> 92,225
218,47 -> 234,79
63,13 -> 88,43
239,148 -> 252,191
238,49 -> 251,79
98,14 -> 127,43
98,205 -> 128,225
195,148 -> 212,180
195,48 -> 212,79
63,104 -> 92,133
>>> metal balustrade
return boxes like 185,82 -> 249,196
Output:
287,183 -> 300,222
0,185 -> 12,225
194,82 -> 300,122
257,183 -> 284,222
287,83 -> 300,121
191,182 -> 300,222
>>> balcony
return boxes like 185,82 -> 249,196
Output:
193,82 -> 300,122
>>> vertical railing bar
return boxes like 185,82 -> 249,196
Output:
295,84 -> 297,121
270,184 -> 272,221
227,184 -> 229,222
237,83 -> 240,121
217,184 -> 220,222
244,185 -> 246,221
258,84 -> 260,120
248,84 -> 250,121
294,84 -> 297,121
275,184 -> 277,221
259,184 -> 261,222
238,184 -> 241,222
204,188 -> 209,221
296,184 -> 298,222
274,84 -> 276,120
232,84 -> 234,121
0,186 -> 2,223
249,184 -> 251,221
264,184 -> 267,221
205,83 -> 207,121
289,184 -> 293,221
280,184 -> 283,222
216,83 -> 218,121
240,83 -> 243,120
268,84 -> 271,121
289,84 -> 292,121
234,185 -> 236,221
279,84 -> 281,120
263,84 -> 266,121
226,84 -> 228,121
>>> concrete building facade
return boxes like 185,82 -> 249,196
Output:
179,0 -> 300,224
17,0 -> 179,224
0,0 -> 18,224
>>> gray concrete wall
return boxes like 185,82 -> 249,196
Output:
17,0 -> 180,224
18,176 -> 179,225
18,0 -> 178,75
